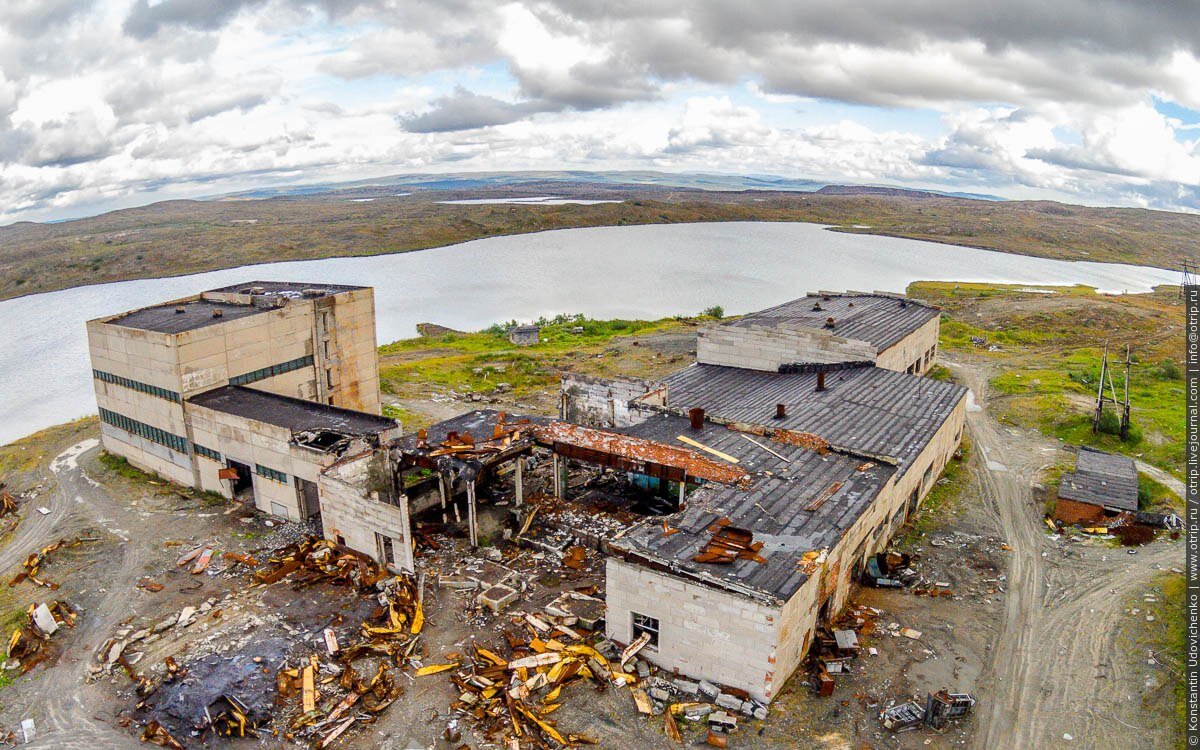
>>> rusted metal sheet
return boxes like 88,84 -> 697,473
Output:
534,422 -> 748,485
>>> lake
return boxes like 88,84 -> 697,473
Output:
0,221 -> 1178,445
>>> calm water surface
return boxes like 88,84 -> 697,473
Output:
0,221 -> 1177,444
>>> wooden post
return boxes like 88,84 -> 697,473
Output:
467,481 -> 478,548
438,473 -> 448,524
514,457 -> 524,508
678,478 -> 686,509
552,454 -> 562,499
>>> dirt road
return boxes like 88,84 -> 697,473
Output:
954,359 -> 1182,750
2,439 -> 182,749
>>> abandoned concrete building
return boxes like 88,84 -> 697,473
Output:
87,284 -> 965,704
86,281 -> 400,527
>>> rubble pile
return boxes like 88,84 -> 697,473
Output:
114,537 -> 426,748
5,600 -> 76,674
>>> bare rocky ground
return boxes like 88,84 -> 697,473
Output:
0,324 -> 1181,749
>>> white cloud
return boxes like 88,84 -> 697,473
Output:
2,0 -> 1200,223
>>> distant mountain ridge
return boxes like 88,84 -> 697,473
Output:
217,170 -> 1006,203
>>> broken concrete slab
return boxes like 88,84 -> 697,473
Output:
479,584 -> 519,614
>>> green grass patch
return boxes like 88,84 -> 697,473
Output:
1139,473 -> 1182,513
97,452 -> 156,481
379,314 -> 689,399
926,364 -> 954,382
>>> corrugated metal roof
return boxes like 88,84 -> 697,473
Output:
608,413 -> 895,602
722,293 -> 939,353
1057,447 -> 1139,512
659,363 -> 965,469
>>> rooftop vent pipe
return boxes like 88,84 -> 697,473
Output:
688,407 -> 705,430
302,288 -> 327,298
775,403 -> 787,419
824,317 -> 835,329
212,309 -> 223,318
811,302 -> 822,311
174,306 -> 185,314
249,286 -> 266,295
899,299 -> 907,308
816,372 -> 827,391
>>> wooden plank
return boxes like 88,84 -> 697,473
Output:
301,665 -> 315,713
676,435 -> 740,464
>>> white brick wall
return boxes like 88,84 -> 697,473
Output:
605,558 -> 780,701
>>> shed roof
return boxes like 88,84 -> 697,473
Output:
607,413 -> 894,603
188,386 -> 397,435
1057,446 -> 1139,512
722,293 -> 939,353
659,363 -> 965,469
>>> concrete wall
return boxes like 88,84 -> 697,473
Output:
175,303 -> 316,397
875,316 -> 940,375
319,454 -> 413,573
187,403 -> 335,519
696,324 -> 877,372
605,558 -> 780,702
561,373 -> 656,428
316,289 -> 381,413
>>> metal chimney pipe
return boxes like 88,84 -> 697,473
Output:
816,372 -> 827,391
689,407 -> 705,430
775,403 -> 787,419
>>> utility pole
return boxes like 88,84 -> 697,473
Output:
1120,345 -> 1131,439
1092,342 -> 1108,434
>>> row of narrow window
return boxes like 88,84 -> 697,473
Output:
229,355 -> 314,386
93,370 -> 181,403
101,409 -> 290,485
98,408 -> 189,453
255,464 -> 288,483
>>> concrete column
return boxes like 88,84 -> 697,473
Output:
467,481 -> 478,548
678,478 -> 686,509
514,458 -> 524,508
552,454 -> 562,499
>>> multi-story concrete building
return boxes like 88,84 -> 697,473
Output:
86,281 -> 398,523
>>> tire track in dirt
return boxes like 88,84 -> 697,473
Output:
956,359 -> 1182,750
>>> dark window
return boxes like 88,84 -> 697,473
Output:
229,355 -> 313,386
98,408 -> 188,454
255,464 -> 288,484
631,612 -> 660,648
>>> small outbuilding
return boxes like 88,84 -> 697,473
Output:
1053,447 -> 1139,524
508,325 -> 540,346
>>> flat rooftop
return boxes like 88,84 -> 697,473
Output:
188,386 -> 397,435
659,363 -> 966,469
608,413 -> 895,602
723,293 -> 939,353
1057,446 -> 1139,512
102,280 -> 366,334
107,300 -> 269,334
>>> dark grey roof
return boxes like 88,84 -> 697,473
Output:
723,293 -> 939,353
659,363 -> 966,469
609,413 -> 894,602
188,386 -> 397,434
1057,447 -> 1139,512
207,281 -> 365,295
108,300 -> 268,334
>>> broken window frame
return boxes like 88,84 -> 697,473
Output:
631,611 -> 660,649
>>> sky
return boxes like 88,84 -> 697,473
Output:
2,0 -> 1200,224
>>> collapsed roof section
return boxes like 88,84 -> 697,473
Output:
604,412 -> 895,604
187,385 -> 399,456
